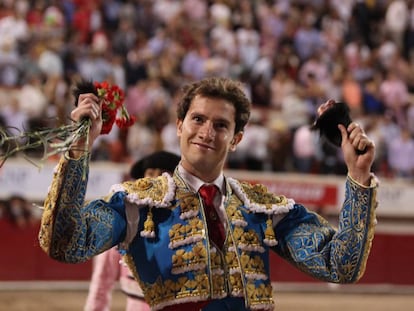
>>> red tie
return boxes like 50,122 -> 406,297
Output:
199,184 -> 225,248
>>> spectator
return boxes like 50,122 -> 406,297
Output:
387,127 -> 414,180
293,7 -> 323,62
6,195 -> 36,228
18,73 -> 48,119
385,0 -> 409,51
379,69 -> 410,126
126,115 -> 158,162
292,119 -> 318,173
237,109 -> 270,171
0,35 -> 20,86
270,68 -> 295,110
0,0 -> 411,180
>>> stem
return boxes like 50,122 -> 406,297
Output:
0,120 -> 91,169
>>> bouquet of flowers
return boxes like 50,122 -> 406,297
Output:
73,80 -> 135,134
0,80 -> 135,168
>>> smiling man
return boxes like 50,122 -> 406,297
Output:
39,77 -> 378,311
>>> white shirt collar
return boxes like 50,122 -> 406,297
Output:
177,164 -> 225,194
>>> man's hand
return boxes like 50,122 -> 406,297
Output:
339,122 -> 375,186
69,93 -> 102,158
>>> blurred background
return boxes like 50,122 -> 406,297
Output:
0,0 -> 414,310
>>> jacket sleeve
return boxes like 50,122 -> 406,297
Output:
38,155 -> 127,263
273,175 -> 378,283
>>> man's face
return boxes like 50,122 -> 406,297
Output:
176,95 -> 242,182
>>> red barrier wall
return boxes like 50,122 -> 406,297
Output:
0,220 -> 91,281
1,220 -> 413,284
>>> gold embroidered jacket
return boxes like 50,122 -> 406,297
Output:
39,156 -> 378,310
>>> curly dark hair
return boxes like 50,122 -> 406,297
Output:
176,77 -> 251,134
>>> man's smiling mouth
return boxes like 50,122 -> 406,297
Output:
193,142 -> 215,150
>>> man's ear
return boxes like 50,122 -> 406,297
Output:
230,132 -> 243,151
176,119 -> 183,137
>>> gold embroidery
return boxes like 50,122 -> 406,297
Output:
229,272 -> 243,295
240,253 -> 267,279
141,207 -> 155,238
136,178 -> 153,190
232,226 -> 244,240
122,175 -> 170,203
240,181 -> 290,211
238,229 -> 264,252
179,194 -> 200,218
264,217 -> 278,246
226,202 -> 248,227
246,281 -> 274,307
145,273 -> 210,308
39,158 -> 67,254
211,273 -> 226,297
210,248 -> 223,270
169,218 -> 205,248
225,251 -> 239,270
171,242 -> 208,274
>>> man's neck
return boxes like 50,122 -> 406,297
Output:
177,164 -> 225,194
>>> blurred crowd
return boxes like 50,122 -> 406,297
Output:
0,195 -> 41,227
0,0 -> 413,181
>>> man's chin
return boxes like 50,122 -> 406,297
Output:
191,157 -> 215,170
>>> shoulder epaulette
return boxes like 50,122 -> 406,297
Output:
227,177 -> 295,215
110,172 -> 176,208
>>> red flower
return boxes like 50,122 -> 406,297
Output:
92,81 -> 133,135
115,105 -> 136,129
115,115 -> 136,129
101,103 -> 117,134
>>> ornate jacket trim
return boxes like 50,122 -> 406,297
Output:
345,174 -> 378,282
121,173 -> 277,311
110,172 -> 176,208
110,173 -> 176,239
38,157 -> 68,255
227,177 -> 295,215
347,172 -> 379,189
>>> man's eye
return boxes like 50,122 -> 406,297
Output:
216,122 -> 228,129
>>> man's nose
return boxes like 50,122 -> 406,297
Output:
200,122 -> 215,140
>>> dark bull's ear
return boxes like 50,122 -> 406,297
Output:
311,101 -> 352,148
72,80 -> 98,107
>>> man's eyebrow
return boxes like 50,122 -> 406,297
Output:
213,117 -> 231,125
189,111 -> 232,124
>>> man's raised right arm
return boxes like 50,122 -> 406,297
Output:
38,93 -> 127,262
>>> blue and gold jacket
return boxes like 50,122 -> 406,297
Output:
39,156 -> 378,311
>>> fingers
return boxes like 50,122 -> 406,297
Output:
338,123 -> 348,143
71,93 -> 101,121
345,122 -> 374,153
